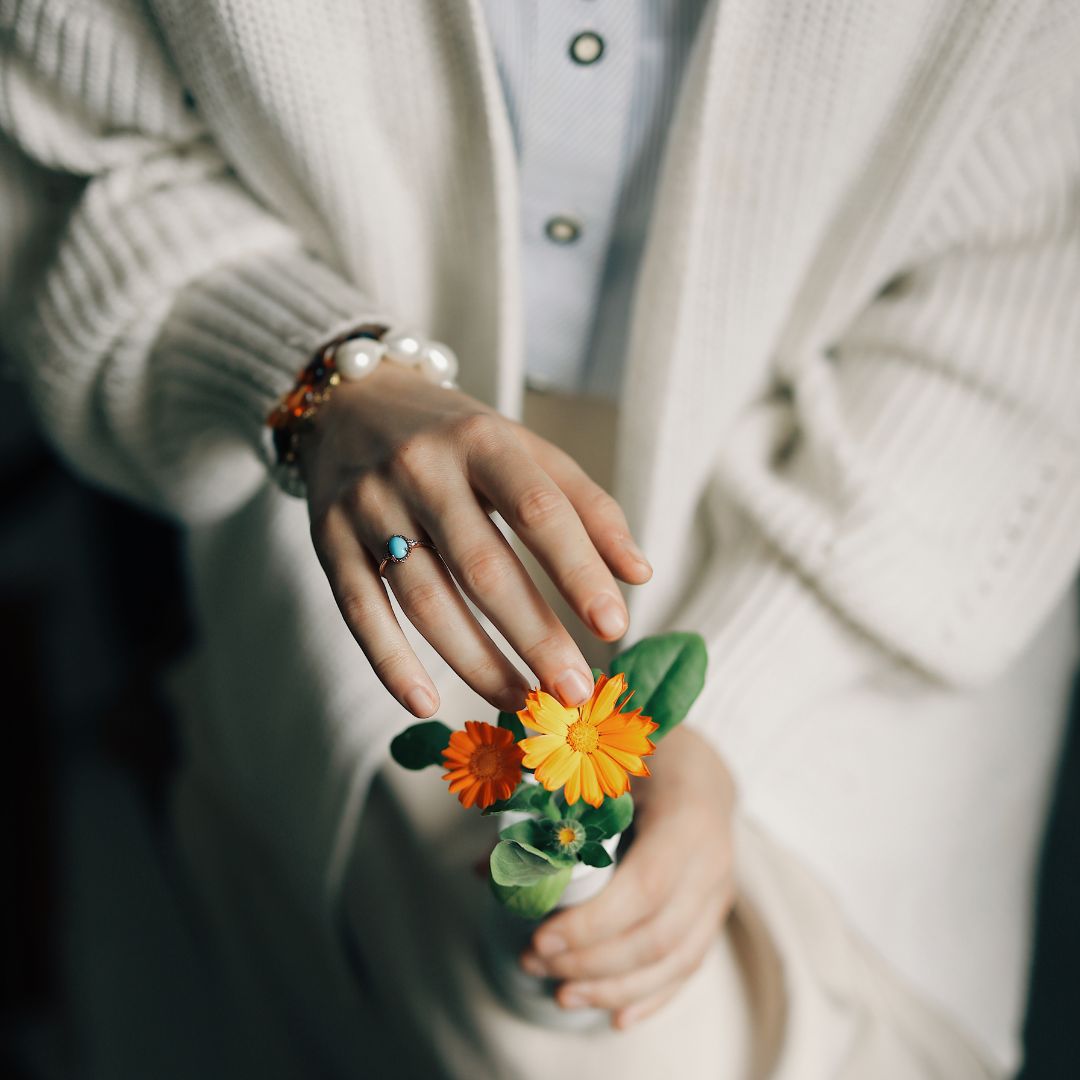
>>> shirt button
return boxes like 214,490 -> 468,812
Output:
569,31 -> 604,65
544,216 -> 583,244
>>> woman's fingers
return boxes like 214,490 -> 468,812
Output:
523,883 -> 706,982
515,426 -> 652,586
304,371 -> 651,710
342,476 -> 533,713
465,429 -> 632,642
407,492 -> 597,707
556,900 -> 722,1013
310,506 -> 441,717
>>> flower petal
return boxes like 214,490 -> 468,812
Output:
534,743 -> 579,790
599,743 -> 651,776
596,706 -> 653,736
598,729 -> 656,755
580,756 -> 604,808
584,673 -> 627,727
563,757 -> 583,805
592,749 -> 630,800
519,733 -> 565,767
518,690 -> 577,736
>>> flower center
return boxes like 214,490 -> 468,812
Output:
549,818 -> 586,853
566,720 -> 598,754
468,745 -> 503,779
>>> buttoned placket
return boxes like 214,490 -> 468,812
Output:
515,2 -> 638,392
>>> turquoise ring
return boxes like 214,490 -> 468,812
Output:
378,534 -> 436,575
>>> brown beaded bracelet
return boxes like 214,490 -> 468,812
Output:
265,321 -> 391,495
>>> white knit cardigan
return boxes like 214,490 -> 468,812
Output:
3,0 -> 1079,1070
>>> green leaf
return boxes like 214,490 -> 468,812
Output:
498,710 -> 526,742
584,824 -> 606,842
609,631 -> 707,739
491,866 -> 572,920
389,720 -> 453,770
498,823 -> 575,868
578,841 -> 613,868
489,840 -> 563,887
483,782 -> 551,816
590,667 -> 606,684
578,793 -> 634,839
555,792 -> 588,821
498,819 -> 546,847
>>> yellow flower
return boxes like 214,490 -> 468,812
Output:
517,673 -> 658,808
442,721 -> 524,810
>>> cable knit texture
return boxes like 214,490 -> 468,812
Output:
2,1 -> 1079,1071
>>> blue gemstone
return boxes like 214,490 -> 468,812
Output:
388,535 -> 410,560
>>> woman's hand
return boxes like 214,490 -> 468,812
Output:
302,362 -> 652,717
519,726 -> 736,1029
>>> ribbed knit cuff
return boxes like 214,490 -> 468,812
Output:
155,243 -> 393,476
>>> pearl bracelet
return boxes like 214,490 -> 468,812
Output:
265,320 -> 459,497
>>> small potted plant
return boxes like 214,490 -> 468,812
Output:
390,631 -> 707,1028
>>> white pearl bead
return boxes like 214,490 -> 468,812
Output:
419,340 -> 459,384
383,329 -> 426,366
334,337 -> 386,380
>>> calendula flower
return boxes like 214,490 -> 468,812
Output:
518,673 -> 658,808
548,818 -> 586,856
442,721 -> 524,809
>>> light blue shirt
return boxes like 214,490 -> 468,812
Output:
480,0 -> 710,401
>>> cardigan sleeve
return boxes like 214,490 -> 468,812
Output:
1,0 -> 381,521
677,20 -> 1080,776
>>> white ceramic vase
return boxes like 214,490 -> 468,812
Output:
481,815 -> 620,1032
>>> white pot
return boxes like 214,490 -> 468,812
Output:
482,813 -> 621,1032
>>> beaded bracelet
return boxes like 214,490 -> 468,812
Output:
265,321 -> 460,497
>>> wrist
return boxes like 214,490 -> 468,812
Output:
265,321 -> 460,497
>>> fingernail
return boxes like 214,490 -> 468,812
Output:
495,686 -> 527,712
534,933 -> 567,958
554,669 -> 593,707
404,686 -> 437,717
617,1005 -> 645,1029
560,990 -> 588,1009
623,537 -> 652,570
588,594 -> 628,639
519,953 -> 547,977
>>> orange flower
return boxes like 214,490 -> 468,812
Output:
442,721 -> 524,809
518,673 -> 658,808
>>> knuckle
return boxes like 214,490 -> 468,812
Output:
592,489 -> 625,524
369,647 -> 415,687
513,484 -> 566,531
457,546 -> 514,596
526,627 -> 574,666
387,437 -> 435,486
461,658 -> 509,691
398,578 -> 449,623
337,591 -> 378,638
343,473 -> 383,519
558,558 -> 598,597
453,411 -> 503,449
